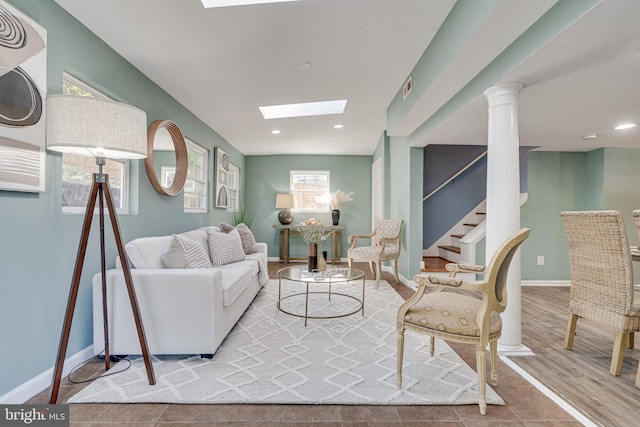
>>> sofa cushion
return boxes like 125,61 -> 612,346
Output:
219,222 -> 258,254
219,266 -> 254,306
207,228 -> 245,266
161,234 -> 212,269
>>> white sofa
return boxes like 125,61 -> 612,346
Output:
92,226 -> 268,356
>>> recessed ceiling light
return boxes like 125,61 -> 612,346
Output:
333,124 -> 344,129
259,100 -> 347,120
270,129 -> 281,134
614,123 -> 637,130
297,62 -> 312,71
581,133 -> 597,140
201,0 -> 300,8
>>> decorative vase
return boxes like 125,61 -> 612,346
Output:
317,250 -> 327,271
307,243 -> 318,272
332,209 -> 340,226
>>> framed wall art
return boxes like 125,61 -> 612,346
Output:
215,147 -> 230,208
0,1 -> 47,193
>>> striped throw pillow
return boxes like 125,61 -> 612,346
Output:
207,228 -> 246,266
161,234 -> 212,268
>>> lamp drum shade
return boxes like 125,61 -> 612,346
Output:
46,94 -> 147,159
275,193 -> 294,209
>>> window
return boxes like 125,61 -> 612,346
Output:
290,170 -> 330,212
184,139 -> 208,213
227,163 -> 240,212
61,73 -> 129,214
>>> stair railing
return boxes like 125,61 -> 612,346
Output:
422,150 -> 487,202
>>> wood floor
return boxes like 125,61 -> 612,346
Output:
26,262 -> 638,426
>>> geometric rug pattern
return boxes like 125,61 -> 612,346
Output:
68,279 -> 504,406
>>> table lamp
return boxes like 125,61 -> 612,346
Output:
45,95 -> 156,403
276,193 -> 294,225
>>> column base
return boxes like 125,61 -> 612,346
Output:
496,343 -> 534,356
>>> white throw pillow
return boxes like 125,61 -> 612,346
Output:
207,228 -> 245,266
161,234 -> 212,268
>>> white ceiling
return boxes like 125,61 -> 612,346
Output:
54,0 -> 640,155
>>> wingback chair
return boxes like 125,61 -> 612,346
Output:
347,218 -> 403,289
397,228 -> 530,415
561,210 -> 640,380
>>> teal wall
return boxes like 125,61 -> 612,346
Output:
520,148 -> 640,280
244,155 -> 372,260
0,0 -> 244,397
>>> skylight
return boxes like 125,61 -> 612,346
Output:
259,100 -> 347,120
201,0 -> 300,8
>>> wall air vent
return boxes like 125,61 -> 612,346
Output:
403,76 -> 412,100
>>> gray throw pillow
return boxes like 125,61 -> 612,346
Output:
218,222 -> 258,254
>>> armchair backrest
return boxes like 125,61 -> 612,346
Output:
561,210 -> 634,315
372,218 -> 403,246
484,228 -> 531,311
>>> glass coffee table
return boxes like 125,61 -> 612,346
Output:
277,265 -> 366,326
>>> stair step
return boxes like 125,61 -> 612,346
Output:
476,211 -> 486,215
463,223 -> 479,227
422,256 -> 449,272
450,234 -> 464,238
438,245 -> 461,254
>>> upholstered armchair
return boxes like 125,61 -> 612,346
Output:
561,210 -> 640,382
347,219 -> 403,289
397,228 -> 530,415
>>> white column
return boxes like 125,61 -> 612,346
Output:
483,83 -> 532,356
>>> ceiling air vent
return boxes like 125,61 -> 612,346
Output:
403,76 -> 412,100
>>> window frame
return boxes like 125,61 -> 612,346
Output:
183,139 -> 208,213
290,170 -> 330,213
61,72 -> 130,215
227,162 -> 240,212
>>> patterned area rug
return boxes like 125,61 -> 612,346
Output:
68,279 -> 504,405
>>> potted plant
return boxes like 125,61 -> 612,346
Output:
300,219 -> 329,271
328,190 -> 354,225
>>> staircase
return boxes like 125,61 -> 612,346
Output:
422,210 -> 486,273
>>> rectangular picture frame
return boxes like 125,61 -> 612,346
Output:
0,0 -> 47,193
214,147 -> 229,208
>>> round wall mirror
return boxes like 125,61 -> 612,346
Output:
144,120 -> 188,196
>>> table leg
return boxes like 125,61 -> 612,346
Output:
284,228 -> 290,264
331,231 -> 336,264
304,282 -> 309,327
361,276 -> 365,316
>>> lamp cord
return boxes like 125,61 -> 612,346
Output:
66,350 -> 131,385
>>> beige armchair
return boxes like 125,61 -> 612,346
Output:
347,219 -> 403,289
562,210 -> 640,382
397,228 -> 530,415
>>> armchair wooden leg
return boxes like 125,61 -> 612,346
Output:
636,359 -> 640,388
611,331 -> 626,376
489,340 -> 498,386
475,345 -> 487,415
564,314 -> 578,350
393,259 -> 399,283
397,328 -> 405,389
629,332 -> 635,349
375,261 -> 381,290
368,261 -> 375,276
430,337 -> 435,357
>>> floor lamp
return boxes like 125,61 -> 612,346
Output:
45,95 -> 156,403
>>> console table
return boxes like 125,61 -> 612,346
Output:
273,224 -> 346,264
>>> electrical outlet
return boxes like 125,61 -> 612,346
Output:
537,256 -> 545,266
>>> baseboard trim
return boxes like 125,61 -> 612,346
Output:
522,280 -> 570,287
0,345 -> 94,404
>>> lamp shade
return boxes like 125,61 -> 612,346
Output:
275,193 -> 294,209
46,94 -> 147,159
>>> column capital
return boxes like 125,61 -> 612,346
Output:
484,82 -> 522,106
